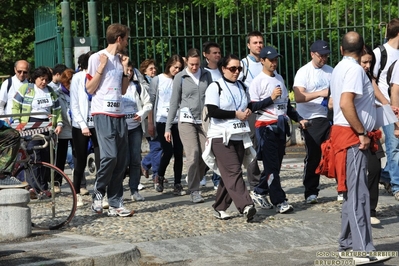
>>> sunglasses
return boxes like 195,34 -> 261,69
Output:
16,70 -> 28,75
225,66 -> 243,73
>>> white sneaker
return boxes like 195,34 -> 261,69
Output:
243,205 -> 256,222
306,194 -> 318,204
337,193 -> 344,203
107,206 -> 134,217
213,209 -> 232,220
102,195 -> 109,209
200,176 -> 207,186
275,201 -> 294,214
138,183 -> 145,190
131,191 -> 145,201
190,191 -> 204,203
77,194 -> 85,207
250,191 -> 273,209
370,217 -> 380,225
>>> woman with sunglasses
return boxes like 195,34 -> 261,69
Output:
148,55 -> 185,195
203,54 -> 256,221
164,48 -> 213,203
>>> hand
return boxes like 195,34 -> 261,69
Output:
271,86 -> 282,101
392,106 -> 399,117
147,123 -> 155,137
358,135 -> 370,150
299,119 -> 309,130
235,110 -> 248,121
133,114 -> 141,122
164,132 -> 172,143
319,88 -> 329,98
54,125 -> 62,135
82,127 -> 91,137
4,118 -> 10,125
120,54 -> 129,69
15,122 -> 26,131
99,53 -> 108,69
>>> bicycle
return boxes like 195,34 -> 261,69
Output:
10,118 -> 77,230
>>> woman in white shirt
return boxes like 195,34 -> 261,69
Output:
70,51 -> 100,206
148,55 -> 185,195
124,61 -> 152,201
204,54 -> 256,221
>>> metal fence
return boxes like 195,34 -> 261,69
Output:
67,0 -> 398,88
34,3 -> 61,68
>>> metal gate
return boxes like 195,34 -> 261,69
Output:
69,1 -> 398,88
34,3 -> 62,68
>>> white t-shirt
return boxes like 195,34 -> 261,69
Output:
122,83 -> 140,130
48,81 -> 61,92
0,75 -> 28,116
205,78 -> 250,140
390,60 -> 399,86
204,67 -> 222,81
87,49 -> 124,117
239,55 -> 263,87
373,43 -> 399,101
293,61 -> 333,119
31,85 -> 53,119
186,68 -> 201,85
331,56 -> 376,131
249,72 -> 289,127
155,74 -> 177,123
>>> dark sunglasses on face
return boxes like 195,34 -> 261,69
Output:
16,70 -> 28,75
225,66 -> 243,73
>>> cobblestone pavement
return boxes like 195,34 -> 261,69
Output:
65,158 -> 399,245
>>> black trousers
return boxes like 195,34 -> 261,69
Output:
302,117 -> 331,199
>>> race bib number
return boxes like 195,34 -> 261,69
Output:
103,93 -> 122,113
87,115 -> 94,127
227,119 -> 250,135
36,94 -> 53,108
179,107 -> 195,123
276,103 -> 286,116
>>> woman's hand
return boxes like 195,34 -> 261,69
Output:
164,132 -> 172,143
54,125 -> 62,135
236,108 -> 251,121
81,127 -> 91,137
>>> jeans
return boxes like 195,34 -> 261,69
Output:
382,123 -> 399,193
127,126 -> 143,193
141,137 -> 162,179
66,140 -> 74,169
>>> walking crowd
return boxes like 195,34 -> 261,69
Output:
1,20 -> 399,264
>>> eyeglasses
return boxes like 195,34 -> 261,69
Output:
225,66 -> 243,73
314,53 -> 329,60
16,70 -> 28,75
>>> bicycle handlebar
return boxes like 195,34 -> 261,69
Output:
25,133 -> 50,150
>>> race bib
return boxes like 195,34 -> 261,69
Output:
227,119 -> 250,135
275,103 -> 286,116
179,107 -> 195,123
36,94 -> 53,108
86,102 -> 94,127
103,94 -> 122,113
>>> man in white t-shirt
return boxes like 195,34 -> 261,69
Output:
86,23 -> 133,217
239,31 -> 272,209
293,40 -> 333,204
330,32 -> 390,264
373,18 -> 399,199
0,60 -> 30,123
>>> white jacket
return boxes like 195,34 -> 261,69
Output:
70,70 -> 91,130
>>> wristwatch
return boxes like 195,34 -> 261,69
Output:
357,130 -> 367,136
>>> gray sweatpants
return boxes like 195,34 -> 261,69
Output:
339,144 -> 375,252
92,114 -> 128,208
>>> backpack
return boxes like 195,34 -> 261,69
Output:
375,45 -> 387,85
2,77 -> 12,109
387,60 -> 398,97
241,57 -> 250,83
201,80 -> 246,132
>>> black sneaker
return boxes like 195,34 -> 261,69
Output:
155,176 -> 164,192
243,205 -> 256,222
173,183 -> 186,196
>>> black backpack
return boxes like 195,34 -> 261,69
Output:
2,77 -> 12,109
375,45 -> 387,85
387,60 -> 398,97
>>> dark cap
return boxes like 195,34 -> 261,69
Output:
260,46 -> 282,59
310,40 -> 331,55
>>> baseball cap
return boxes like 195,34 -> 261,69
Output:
260,46 -> 282,59
310,40 -> 331,55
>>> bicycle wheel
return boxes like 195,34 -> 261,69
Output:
14,161 -> 77,230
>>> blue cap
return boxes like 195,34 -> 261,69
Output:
310,40 -> 331,55
260,46 -> 282,59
